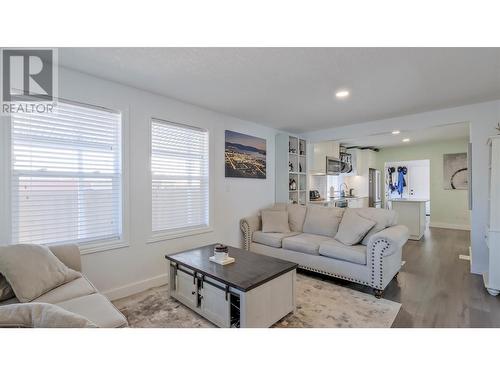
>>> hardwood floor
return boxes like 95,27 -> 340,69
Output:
300,226 -> 500,327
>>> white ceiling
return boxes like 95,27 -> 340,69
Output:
339,122 -> 469,149
59,48 -> 500,133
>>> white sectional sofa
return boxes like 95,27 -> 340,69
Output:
241,204 -> 409,297
0,244 -> 127,328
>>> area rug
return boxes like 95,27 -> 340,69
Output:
113,273 -> 401,328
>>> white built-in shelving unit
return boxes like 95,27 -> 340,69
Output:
276,134 -> 308,205
484,135 -> 500,296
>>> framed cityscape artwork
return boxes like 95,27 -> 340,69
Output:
225,130 -> 266,179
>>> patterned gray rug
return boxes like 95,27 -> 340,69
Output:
113,273 -> 401,328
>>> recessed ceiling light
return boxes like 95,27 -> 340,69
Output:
402,138 -> 410,143
335,90 -> 350,98
392,130 -> 401,135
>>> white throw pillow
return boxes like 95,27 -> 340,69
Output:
0,244 -> 81,303
335,209 -> 376,246
261,210 -> 291,233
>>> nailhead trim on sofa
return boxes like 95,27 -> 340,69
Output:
240,220 -> 251,251
298,265 -> 371,287
370,239 -> 390,289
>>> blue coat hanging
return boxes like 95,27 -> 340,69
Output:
396,166 -> 407,196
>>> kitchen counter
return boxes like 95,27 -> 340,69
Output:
309,196 -> 368,208
389,198 -> 429,203
390,199 -> 427,240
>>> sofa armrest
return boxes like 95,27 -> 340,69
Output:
240,215 -> 261,250
48,244 -> 82,272
367,225 -> 409,257
367,225 -> 409,291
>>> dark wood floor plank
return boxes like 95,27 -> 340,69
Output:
299,226 -> 500,328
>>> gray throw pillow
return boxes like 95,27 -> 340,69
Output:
0,302 -> 97,328
335,209 -> 376,246
261,210 -> 291,233
302,205 -> 345,237
287,204 -> 307,232
0,274 -> 15,302
0,244 -> 81,303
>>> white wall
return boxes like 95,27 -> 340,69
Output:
301,100 -> 500,275
0,67 -> 278,299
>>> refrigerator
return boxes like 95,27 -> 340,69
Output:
369,168 -> 382,208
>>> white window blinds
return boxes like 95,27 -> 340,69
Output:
151,119 -> 209,233
10,101 -> 122,245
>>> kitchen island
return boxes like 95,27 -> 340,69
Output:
389,198 -> 428,240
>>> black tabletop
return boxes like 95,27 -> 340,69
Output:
165,244 -> 298,292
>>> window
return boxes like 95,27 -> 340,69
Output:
10,100 -> 122,246
151,119 -> 209,234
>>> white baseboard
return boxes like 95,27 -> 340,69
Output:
103,274 -> 168,301
429,222 -> 470,231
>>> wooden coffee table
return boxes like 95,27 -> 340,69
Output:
165,244 -> 298,328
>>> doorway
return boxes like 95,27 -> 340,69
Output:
384,159 -> 431,216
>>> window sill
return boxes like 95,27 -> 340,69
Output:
147,227 -> 213,244
79,240 -> 130,255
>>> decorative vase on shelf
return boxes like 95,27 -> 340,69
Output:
299,163 -> 302,172
289,161 -> 293,172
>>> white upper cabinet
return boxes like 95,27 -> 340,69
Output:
340,148 -> 377,177
340,148 -> 358,176
310,141 -> 340,175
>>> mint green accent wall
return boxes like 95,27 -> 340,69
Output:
376,138 -> 470,228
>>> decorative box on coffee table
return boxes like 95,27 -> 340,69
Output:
165,245 -> 298,328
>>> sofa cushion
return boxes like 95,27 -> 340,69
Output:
57,293 -> 128,328
335,209 -> 376,246
253,231 -> 300,248
0,302 -> 98,328
0,274 -> 14,302
355,208 -> 398,245
302,205 -> 345,237
319,240 -> 367,265
0,244 -> 81,302
261,210 -> 291,233
287,204 -> 307,232
33,276 -> 97,304
282,233 -> 332,255
0,297 -> 19,306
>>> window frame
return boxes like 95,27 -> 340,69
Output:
3,97 -> 130,254
148,117 -> 213,243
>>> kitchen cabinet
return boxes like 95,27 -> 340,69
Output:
310,141 -> 340,175
341,148 -> 378,177
347,197 -> 369,208
390,199 -> 427,240
340,148 -> 357,176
